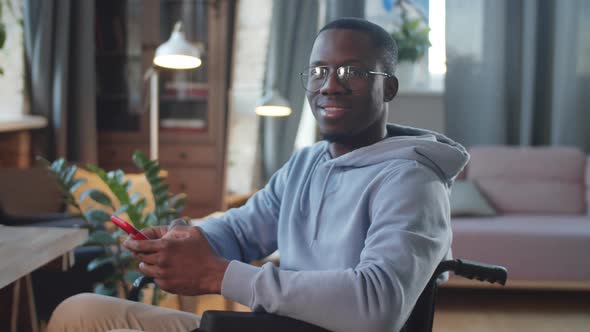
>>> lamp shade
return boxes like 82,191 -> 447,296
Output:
154,22 -> 202,69
255,90 -> 292,117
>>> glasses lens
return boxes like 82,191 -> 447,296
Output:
337,66 -> 368,90
301,66 -> 327,92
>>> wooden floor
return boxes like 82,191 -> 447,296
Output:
166,288 -> 590,332
433,288 -> 590,332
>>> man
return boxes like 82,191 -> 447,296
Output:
48,18 -> 468,332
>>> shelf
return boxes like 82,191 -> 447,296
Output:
97,94 -> 131,101
97,52 -> 142,58
160,96 -> 208,102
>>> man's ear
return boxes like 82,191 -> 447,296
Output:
383,75 -> 398,102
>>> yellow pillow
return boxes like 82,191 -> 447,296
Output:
68,168 -> 157,221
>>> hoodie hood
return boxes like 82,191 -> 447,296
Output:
325,123 -> 469,185
301,123 -> 468,241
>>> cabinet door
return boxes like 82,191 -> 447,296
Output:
97,0 -> 233,218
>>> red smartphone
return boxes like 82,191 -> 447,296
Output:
110,215 -> 149,240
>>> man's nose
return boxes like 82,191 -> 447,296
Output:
320,71 -> 349,95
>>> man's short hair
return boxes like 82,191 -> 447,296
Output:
318,17 -> 398,75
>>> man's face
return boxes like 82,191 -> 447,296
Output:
306,29 -> 393,142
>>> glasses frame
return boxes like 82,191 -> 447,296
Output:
299,65 -> 393,93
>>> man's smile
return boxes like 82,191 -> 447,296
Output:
317,102 -> 351,119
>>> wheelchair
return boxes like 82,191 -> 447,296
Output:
129,259 -> 507,332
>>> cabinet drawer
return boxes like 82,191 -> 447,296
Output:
99,144 -> 148,166
182,204 -> 220,219
165,168 -> 221,206
159,145 -> 217,166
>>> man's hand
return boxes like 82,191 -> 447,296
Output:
123,222 -> 229,296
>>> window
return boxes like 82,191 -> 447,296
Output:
0,0 -> 24,115
365,0 -> 446,91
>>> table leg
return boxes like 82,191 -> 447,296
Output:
0,276 -> 39,332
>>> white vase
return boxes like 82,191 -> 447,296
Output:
395,62 -> 418,89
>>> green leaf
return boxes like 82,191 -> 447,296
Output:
168,193 -> 187,211
94,283 -> 118,297
69,178 -> 87,193
50,159 -> 66,175
155,193 -> 169,206
111,170 -> 125,183
113,205 -> 128,215
145,166 -> 159,180
135,197 -> 147,214
158,208 -> 178,220
132,150 -> 149,169
129,192 -> 142,204
62,165 -> 77,186
124,270 -> 143,283
0,23 -> 6,50
80,189 -> 112,207
87,256 -> 116,272
86,164 -> 106,178
142,213 -> 158,227
86,230 -> 116,246
153,184 -> 170,196
84,209 -> 111,226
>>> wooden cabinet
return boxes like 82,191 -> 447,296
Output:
96,0 -> 233,218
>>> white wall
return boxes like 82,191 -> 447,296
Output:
387,91 -> 445,134
225,0 -> 272,194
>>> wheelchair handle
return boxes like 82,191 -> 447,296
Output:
435,259 -> 507,286
128,276 -> 154,302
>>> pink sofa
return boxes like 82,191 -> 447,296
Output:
450,146 -> 590,289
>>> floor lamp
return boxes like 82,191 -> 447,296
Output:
149,22 -> 202,160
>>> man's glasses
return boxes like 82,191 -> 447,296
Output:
299,65 -> 392,93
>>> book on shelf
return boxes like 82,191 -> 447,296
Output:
163,81 -> 209,99
160,118 -> 207,132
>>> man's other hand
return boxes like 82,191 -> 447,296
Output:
123,224 -> 229,296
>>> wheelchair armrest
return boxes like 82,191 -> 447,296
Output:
435,259 -> 508,286
128,276 -> 330,332
128,276 -> 154,302
195,310 -> 331,332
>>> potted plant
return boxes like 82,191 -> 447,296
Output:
0,1 -> 8,75
390,0 -> 431,85
0,0 -> 20,76
40,150 -> 187,304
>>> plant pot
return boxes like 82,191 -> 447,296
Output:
395,62 -> 418,89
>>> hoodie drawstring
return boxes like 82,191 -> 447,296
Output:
299,153 -> 326,215
311,163 -> 336,242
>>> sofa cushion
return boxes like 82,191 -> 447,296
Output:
451,215 -> 590,281
467,146 -> 586,214
587,156 -> 590,216
450,180 -> 496,217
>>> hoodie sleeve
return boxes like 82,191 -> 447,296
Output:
220,163 -> 452,332
197,158 -> 291,262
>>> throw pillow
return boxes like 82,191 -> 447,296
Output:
450,180 -> 497,217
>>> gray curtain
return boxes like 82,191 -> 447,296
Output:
24,0 -> 97,163
445,0 -> 590,152
325,0 -> 365,22
260,0 -> 368,183
260,0 -> 318,182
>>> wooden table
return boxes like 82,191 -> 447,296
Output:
0,114 -> 47,168
0,226 -> 88,332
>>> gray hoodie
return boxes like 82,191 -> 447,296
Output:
199,124 -> 469,332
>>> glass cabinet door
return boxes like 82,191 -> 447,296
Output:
158,0 -> 210,135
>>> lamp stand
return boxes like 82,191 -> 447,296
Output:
150,68 -> 159,161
